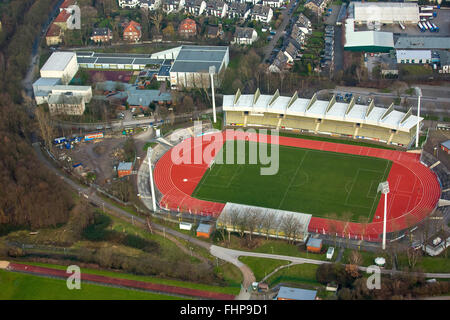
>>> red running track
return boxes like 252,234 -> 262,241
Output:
154,130 -> 441,241
7,263 -> 235,300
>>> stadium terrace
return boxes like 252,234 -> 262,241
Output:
223,89 -> 423,147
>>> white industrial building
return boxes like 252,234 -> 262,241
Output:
40,51 -> 79,83
33,51 -> 92,115
344,19 -> 394,53
167,46 -> 229,89
353,2 -> 420,24
396,50 -> 432,64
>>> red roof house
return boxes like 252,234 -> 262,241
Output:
123,20 -> 142,42
178,18 -> 197,37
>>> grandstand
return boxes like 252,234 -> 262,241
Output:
223,89 -> 422,147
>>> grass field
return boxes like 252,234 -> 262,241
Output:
238,257 -> 289,281
0,270 -> 185,300
21,261 -> 241,295
192,142 -> 392,221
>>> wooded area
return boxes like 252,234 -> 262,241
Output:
0,0 -> 74,234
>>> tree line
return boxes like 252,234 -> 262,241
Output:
0,0 -> 74,235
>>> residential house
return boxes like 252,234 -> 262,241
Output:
139,0 -> 162,10
262,0 -> 283,8
178,18 -> 197,37
48,94 -> 86,116
227,2 -> 250,20
251,5 -> 273,24
162,0 -> 185,13
305,0 -> 328,16
296,13 -> 312,32
206,25 -> 220,38
205,0 -> 228,18
46,23 -> 63,46
118,0 -> 140,8
123,20 -> 142,42
60,0 -> 76,10
290,23 -> 307,45
90,28 -> 113,43
184,0 -> 206,15
269,50 -> 288,72
283,41 -> 300,63
232,27 -> 258,45
53,9 -> 72,30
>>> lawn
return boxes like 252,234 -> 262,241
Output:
0,270 -> 185,300
21,261 -> 241,296
238,257 -> 289,281
192,142 -> 392,221
265,263 -> 320,288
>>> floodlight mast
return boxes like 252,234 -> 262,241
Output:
209,66 -> 217,124
147,148 -> 157,212
378,181 -> 390,250
415,87 -> 422,148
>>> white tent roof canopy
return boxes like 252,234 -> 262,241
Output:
223,89 -> 422,132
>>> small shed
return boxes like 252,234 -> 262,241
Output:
196,223 -> 213,238
441,140 -> 450,154
276,286 -> 317,300
306,238 -> 323,253
117,162 -> 133,178
179,222 -> 193,231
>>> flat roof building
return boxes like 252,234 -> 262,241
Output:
353,2 -> 419,24
40,51 -> 79,83
395,36 -> 450,50
396,50 -> 431,64
276,286 -> 317,300
344,19 -> 394,52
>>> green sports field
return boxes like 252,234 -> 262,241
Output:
192,142 -> 392,222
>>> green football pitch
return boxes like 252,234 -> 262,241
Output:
192,142 -> 392,222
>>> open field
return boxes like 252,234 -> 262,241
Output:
0,270 -> 184,300
238,257 -> 289,282
192,142 -> 392,222
18,261 -> 241,295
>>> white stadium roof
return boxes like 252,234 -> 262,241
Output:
41,52 -> 76,72
223,89 -> 422,132
353,2 -> 419,23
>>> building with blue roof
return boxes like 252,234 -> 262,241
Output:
276,286 -> 317,300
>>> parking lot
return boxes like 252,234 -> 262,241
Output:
356,7 -> 450,37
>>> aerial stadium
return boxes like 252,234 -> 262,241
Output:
149,90 -> 443,243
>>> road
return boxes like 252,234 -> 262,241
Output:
263,0 -> 301,62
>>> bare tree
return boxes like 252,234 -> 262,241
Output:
280,215 -> 300,244
261,212 -> 276,240
35,106 -> 54,149
349,250 -> 363,266
406,247 -> 422,270
246,209 -> 260,242
149,10 -> 164,35
237,210 -> 249,239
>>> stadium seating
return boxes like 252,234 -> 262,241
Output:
281,116 -> 316,131
226,111 -> 245,125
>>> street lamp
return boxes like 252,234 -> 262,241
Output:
377,181 -> 390,250
209,66 -> 217,124
414,87 -> 422,148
